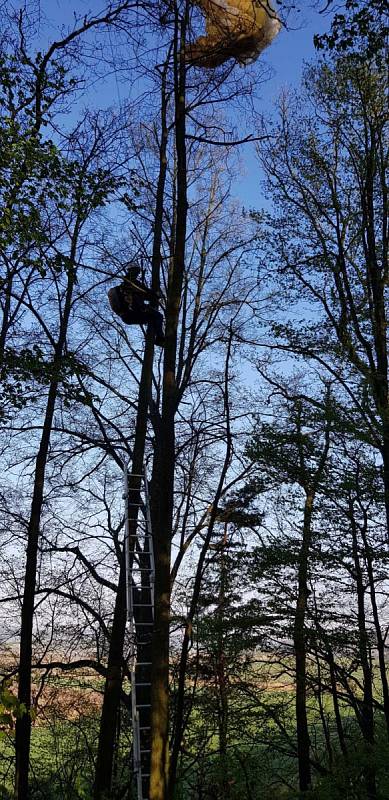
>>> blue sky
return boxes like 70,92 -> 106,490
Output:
233,3 -> 332,206
35,0 -> 332,209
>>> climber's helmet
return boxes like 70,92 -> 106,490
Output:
124,263 -> 140,280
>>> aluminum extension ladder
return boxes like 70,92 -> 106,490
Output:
123,464 -> 155,800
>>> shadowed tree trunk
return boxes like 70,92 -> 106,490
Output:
349,500 -> 377,799
313,647 -> 333,766
93,55 -> 170,800
294,489 -> 314,793
149,7 -> 188,800
168,334 -> 234,796
216,528 -> 229,764
14,248 -> 78,800
356,485 -> 389,739
327,645 -> 348,758
292,400 -> 331,794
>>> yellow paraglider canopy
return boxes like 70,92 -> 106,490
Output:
186,0 -> 281,67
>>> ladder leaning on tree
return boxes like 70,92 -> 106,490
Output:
123,463 -> 155,800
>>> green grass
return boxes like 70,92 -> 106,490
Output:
0,708 -> 133,800
1,681 -> 389,800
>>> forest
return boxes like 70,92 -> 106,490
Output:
0,1 -> 388,799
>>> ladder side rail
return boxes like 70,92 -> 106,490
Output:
133,706 -> 143,800
125,464 -> 155,800
143,466 -> 155,618
123,461 -> 133,625
124,462 -> 142,799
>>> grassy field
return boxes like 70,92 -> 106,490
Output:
1,671 -> 389,799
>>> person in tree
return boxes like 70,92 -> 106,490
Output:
108,264 -> 165,346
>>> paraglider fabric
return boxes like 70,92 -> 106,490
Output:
186,0 -> 281,67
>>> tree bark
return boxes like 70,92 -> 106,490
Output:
92,555 -> 128,800
349,505 -> 377,799
216,528 -> 230,798
168,334 -> 233,796
294,491 -> 314,793
361,523 -> 389,738
313,647 -> 333,766
293,401 -> 330,794
14,261 -> 76,800
93,57 -> 169,800
149,8 -> 188,798
327,648 -> 348,758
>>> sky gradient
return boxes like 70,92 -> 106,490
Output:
36,0 -> 332,208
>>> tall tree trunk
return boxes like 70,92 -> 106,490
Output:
93,342 -> 157,800
149,7 -> 188,800
217,530 -> 228,756
293,399 -> 330,794
93,555 -> 128,800
327,648 -> 348,758
294,491 -> 314,793
168,334 -> 233,796
216,528 -> 230,797
361,522 -> 389,738
313,648 -> 333,766
349,505 -> 376,799
361,127 -> 389,539
93,58 -> 169,800
14,263 -> 76,800
0,269 -> 12,362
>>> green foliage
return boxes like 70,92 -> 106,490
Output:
314,1 -> 388,61
0,52 -> 66,257
305,735 -> 389,799
0,46 -> 124,422
175,721 -> 389,799
0,681 -> 27,736
0,345 -> 96,421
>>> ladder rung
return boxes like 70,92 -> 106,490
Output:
139,749 -> 151,753
131,573 -> 154,577
131,567 -> 154,571
135,682 -> 151,686
139,726 -> 151,730
123,499 -> 143,505
135,622 -> 154,626
131,576 -> 154,580
132,604 -> 153,607
136,704 -> 152,708
136,662 -> 152,666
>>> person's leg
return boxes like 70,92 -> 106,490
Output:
145,309 -> 164,345
115,304 -> 164,345
132,295 -> 145,314
149,309 -> 164,342
118,310 -> 144,326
